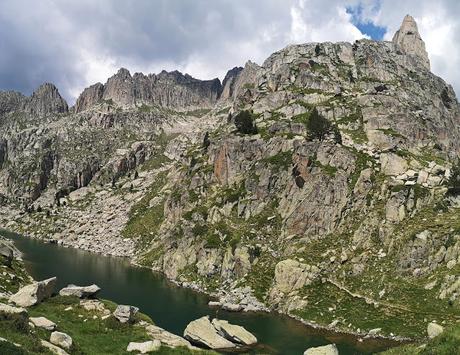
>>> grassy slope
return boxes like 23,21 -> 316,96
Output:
380,324 -> 460,355
1,294 -> 215,355
0,258 -> 213,355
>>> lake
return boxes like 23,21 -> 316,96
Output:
2,230 -> 400,354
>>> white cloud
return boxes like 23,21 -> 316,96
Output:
0,0 -> 458,102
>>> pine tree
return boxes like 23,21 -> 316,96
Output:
307,107 -> 331,141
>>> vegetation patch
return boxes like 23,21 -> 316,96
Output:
122,171 -> 168,247
262,151 -> 293,172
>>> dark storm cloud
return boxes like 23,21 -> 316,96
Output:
0,0 -> 294,102
0,0 -> 457,103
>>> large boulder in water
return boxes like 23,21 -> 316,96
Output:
113,305 -> 139,323
184,316 -> 235,349
9,277 -> 56,307
304,344 -> 339,355
59,284 -> 100,298
211,318 -> 257,345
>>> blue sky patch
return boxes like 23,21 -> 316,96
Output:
346,3 -> 387,40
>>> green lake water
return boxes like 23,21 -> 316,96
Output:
3,231 -> 401,354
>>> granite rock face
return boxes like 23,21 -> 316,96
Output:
392,15 -> 430,70
25,83 -> 68,116
75,68 -> 222,112
74,83 -> 104,113
1,15 -> 460,340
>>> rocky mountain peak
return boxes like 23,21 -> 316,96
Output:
25,83 -> 68,116
75,68 -> 222,112
0,91 -> 26,115
74,83 -> 104,113
392,14 -> 430,70
220,67 -> 243,100
115,67 -> 132,79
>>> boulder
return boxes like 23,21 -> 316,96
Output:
427,322 -> 444,339
127,340 -> 161,353
143,323 -> 194,349
50,331 -> 73,350
113,305 -> 139,323
30,316 -> 56,330
304,344 -> 339,355
211,319 -> 257,345
380,153 -> 408,176
0,303 -> 28,326
221,303 -> 243,312
9,277 -> 56,307
184,316 -> 236,349
41,340 -> 70,355
0,241 -> 13,266
59,284 -> 100,298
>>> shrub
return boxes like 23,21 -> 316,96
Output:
234,111 -> 258,135
202,132 -> 210,150
205,234 -> 221,249
307,107 -> 331,141
0,342 -> 27,355
447,162 -> 460,195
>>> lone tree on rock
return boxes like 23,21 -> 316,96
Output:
307,107 -> 331,141
447,161 -> 460,195
234,110 -> 258,135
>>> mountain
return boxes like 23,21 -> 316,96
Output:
0,14 -> 459,343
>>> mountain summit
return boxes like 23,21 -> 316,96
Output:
392,14 -> 430,70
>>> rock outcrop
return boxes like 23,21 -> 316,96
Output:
30,316 -> 57,330
0,303 -> 28,325
9,277 -> 56,307
211,319 -> 257,345
126,340 -> 161,353
220,67 -> 243,100
304,344 -> 339,355
75,68 -> 222,112
25,83 -> 68,116
113,304 -> 139,323
50,331 -> 73,350
183,316 -> 258,349
74,83 -> 104,113
183,316 -> 236,349
59,284 -> 100,298
41,340 -> 70,355
392,15 -> 430,70
427,322 -> 444,339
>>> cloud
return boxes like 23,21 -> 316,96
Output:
0,0 -> 458,103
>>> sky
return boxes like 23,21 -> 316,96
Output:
0,0 -> 458,104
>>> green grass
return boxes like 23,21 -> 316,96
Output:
262,151 -> 293,172
122,171 -> 167,247
0,293 -> 213,355
29,296 -> 152,354
380,324 -> 460,355
347,148 -> 375,191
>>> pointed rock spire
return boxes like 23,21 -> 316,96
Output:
392,15 -> 430,70
25,83 -> 68,116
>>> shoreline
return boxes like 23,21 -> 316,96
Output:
2,227 -> 414,348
